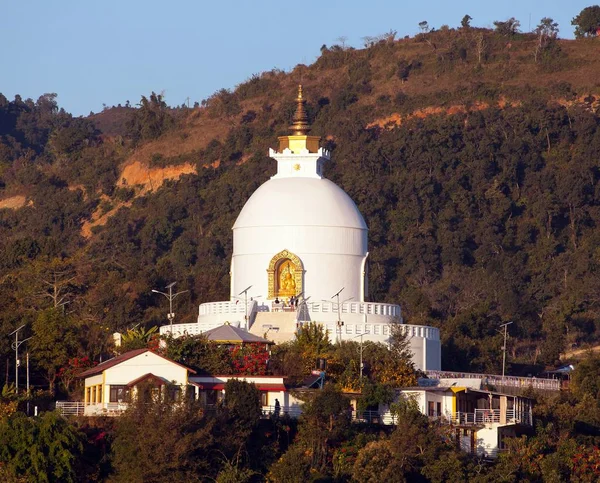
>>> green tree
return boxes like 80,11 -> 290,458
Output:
30,308 -> 79,394
126,92 -> 175,143
297,385 -> 350,471
223,379 -> 261,431
461,15 -> 472,29
572,5 -> 600,38
571,353 -> 600,400
0,411 -> 82,483
111,397 -> 215,482
494,17 -> 521,36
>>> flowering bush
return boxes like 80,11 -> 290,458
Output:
229,344 -> 269,375
57,356 -> 97,393
572,445 -> 600,481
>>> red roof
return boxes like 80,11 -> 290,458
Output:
126,373 -> 169,387
193,382 -> 286,391
78,349 -> 196,378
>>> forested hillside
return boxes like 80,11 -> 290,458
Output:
2,24 -> 600,379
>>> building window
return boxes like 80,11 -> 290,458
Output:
383,325 -> 389,335
436,402 -> 441,417
428,401 -> 435,417
374,325 -> 380,335
260,392 -> 268,406
109,385 -> 130,403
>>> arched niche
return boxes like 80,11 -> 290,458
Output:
267,249 -> 304,300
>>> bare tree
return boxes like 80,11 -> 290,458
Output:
534,17 -> 559,63
335,35 -> 348,50
476,32 -> 487,64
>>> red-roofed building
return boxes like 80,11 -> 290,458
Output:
57,349 -> 196,416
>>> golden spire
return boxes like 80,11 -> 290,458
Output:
278,85 -> 320,153
289,85 -> 311,135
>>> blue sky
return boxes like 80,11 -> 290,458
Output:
1,0 -> 592,116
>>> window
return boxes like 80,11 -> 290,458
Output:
260,392 -> 268,406
109,385 -> 130,403
428,401 -> 435,417
436,402 -> 441,417
374,325 -> 380,335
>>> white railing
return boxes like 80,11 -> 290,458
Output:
55,401 -> 128,417
443,409 -> 528,426
261,405 -> 303,418
55,401 -> 85,416
160,323 -> 201,337
199,300 -> 250,316
306,301 -> 401,318
425,370 -> 561,391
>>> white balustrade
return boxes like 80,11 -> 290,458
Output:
425,370 -> 561,391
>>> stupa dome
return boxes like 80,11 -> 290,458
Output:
233,177 -> 367,230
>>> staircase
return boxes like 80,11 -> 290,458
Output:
250,312 -> 298,343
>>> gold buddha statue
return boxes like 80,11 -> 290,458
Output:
278,262 -> 296,296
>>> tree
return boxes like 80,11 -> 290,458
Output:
0,411 -> 83,483
30,308 -> 79,394
494,17 -> 521,36
534,17 -> 560,63
461,15 -> 472,29
126,92 -> 174,144
572,5 -> 600,38
111,397 -> 215,482
418,21 -> 429,33
223,379 -> 261,431
117,325 -> 159,353
297,385 -> 350,471
570,353 -> 600,400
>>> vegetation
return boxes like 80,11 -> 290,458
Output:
1,7 -> 600,480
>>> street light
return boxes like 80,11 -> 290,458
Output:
354,333 -> 367,380
499,321 -> 514,379
237,285 -> 261,330
8,325 -> 32,393
323,288 -> 354,343
152,282 -> 188,330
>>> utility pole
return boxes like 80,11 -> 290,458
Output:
323,289 -> 354,343
332,288 -> 344,343
500,321 -> 513,380
354,333 -> 365,380
8,325 -> 31,393
152,282 -> 188,331
26,352 -> 30,415
238,285 -> 253,330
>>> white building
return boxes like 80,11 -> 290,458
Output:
370,384 -> 533,459
161,86 -> 441,371
56,349 -> 299,417
57,348 -> 196,416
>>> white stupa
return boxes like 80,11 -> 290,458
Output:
161,86 -> 441,371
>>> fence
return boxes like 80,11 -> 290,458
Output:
425,370 -> 561,391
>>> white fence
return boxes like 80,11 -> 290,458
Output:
305,301 -> 401,318
55,401 -> 128,417
425,370 -> 561,391
55,401 -> 85,416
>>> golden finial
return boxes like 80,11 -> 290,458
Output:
289,84 -> 311,136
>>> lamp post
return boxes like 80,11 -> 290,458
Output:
324,288 -> 353,343
237,285 -> 260,330
499,321 -> 513,380
354,333 -> 366,380
8,325 -> 31,393
152,282 -> 188,331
